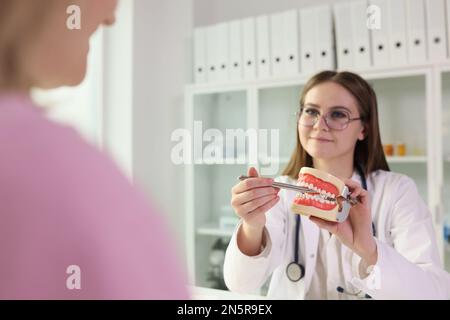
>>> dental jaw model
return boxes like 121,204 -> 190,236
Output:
291,167 -> 352,223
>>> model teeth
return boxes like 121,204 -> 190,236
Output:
299,180 -> 337,200
299,194 -> 336,204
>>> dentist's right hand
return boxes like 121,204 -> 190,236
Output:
231,167 -> 280,256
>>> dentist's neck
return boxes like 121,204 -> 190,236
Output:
313,155 -> 354,180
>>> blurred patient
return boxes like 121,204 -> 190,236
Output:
0,0 -> 188,299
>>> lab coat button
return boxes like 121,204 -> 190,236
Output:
310,254 -> 315,259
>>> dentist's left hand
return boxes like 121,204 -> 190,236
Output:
309,178 -> 378,267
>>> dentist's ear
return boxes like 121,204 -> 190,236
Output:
358,124 -> 367,141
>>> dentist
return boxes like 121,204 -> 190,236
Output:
224,71 -> 450,299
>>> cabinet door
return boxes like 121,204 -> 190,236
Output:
190,91 -> 248,288
258,85 -> 302,175
442,71 -> 450,271
371,75 -> 430,206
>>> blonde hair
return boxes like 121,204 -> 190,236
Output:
0,0 -> 58,89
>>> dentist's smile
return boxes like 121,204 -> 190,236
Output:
309,136 -> 334,143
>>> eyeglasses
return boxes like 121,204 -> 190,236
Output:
296,106 -> 363,131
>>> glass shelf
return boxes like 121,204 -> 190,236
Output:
386,156 -> 427,163
258,85 -> 302,175
442,71 -> 450,272
372,76 -> 427,162
196,222 -> 235,237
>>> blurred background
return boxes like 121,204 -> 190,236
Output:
33,0 -> 450,297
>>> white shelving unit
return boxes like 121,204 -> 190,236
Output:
185,62 -> 450,289
437,64 -> 450,271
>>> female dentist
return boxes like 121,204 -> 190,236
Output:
224,71 -> 450,299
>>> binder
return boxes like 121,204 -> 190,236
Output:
369,0 -> 390,67
228,20 -> 243,82
315,5 -> 335,71
333,2 -> 355,70
387,0 -> 408,66
405,0 -> 427,64
270,12 -> 285,77
447,0 -> 450,58
242,17 -> 257,80
350,0 -> 372,69
299,7 -> 316,75
283,9 -> 300,76
256,15 -> 272,79
193,27 -> 207,83
216,22 -> 229,83
425,0 -> 447,62
206,25 -> 219,83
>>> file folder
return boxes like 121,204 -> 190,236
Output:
206,25 -> 219,83
405,0 -> 427,64
256,15 -> 272,79
229,20 -> 243,82
283,9 -> 300,76
334,2 -> 355,70
425,0 -> 448,62
216,22 -> 229,83
369,0 -> 390,67
193,27 -> 207,83
300,7 -> 316,75
242,17 -> 257,80
270,12 -> 285,77
315,5 -> 335,72
447,0 -> 450,58
387,0 -> 408,66
351,0 -> 372,69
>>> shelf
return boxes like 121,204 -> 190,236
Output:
189,286 -> 266,300
258,156 -> 427,164
258,156 -> 290,164
386,156 -> 427,163
194,156 -> 248,165
196,222 -> 236,237
186,62 -> 450,94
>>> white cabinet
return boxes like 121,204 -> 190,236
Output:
370,74 -> 429,203
439,67 -> 450,271
185,90 -> 249,288
185,64 -> 450,290
258,85 -> 302,166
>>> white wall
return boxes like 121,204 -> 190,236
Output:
194,0 -> 348,26
102,0 -> 134,179
132,0 -> 193,259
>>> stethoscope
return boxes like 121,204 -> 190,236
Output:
286,164 -> 376,298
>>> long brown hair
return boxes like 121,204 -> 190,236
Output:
282,70 -> 390,180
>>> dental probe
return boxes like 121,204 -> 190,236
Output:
237,175 -> 360,205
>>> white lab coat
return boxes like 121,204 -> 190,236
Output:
224,170 -> 450,299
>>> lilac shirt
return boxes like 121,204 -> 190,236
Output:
0,94 -> 188,299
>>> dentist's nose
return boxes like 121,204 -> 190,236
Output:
313,115 -> 329,131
